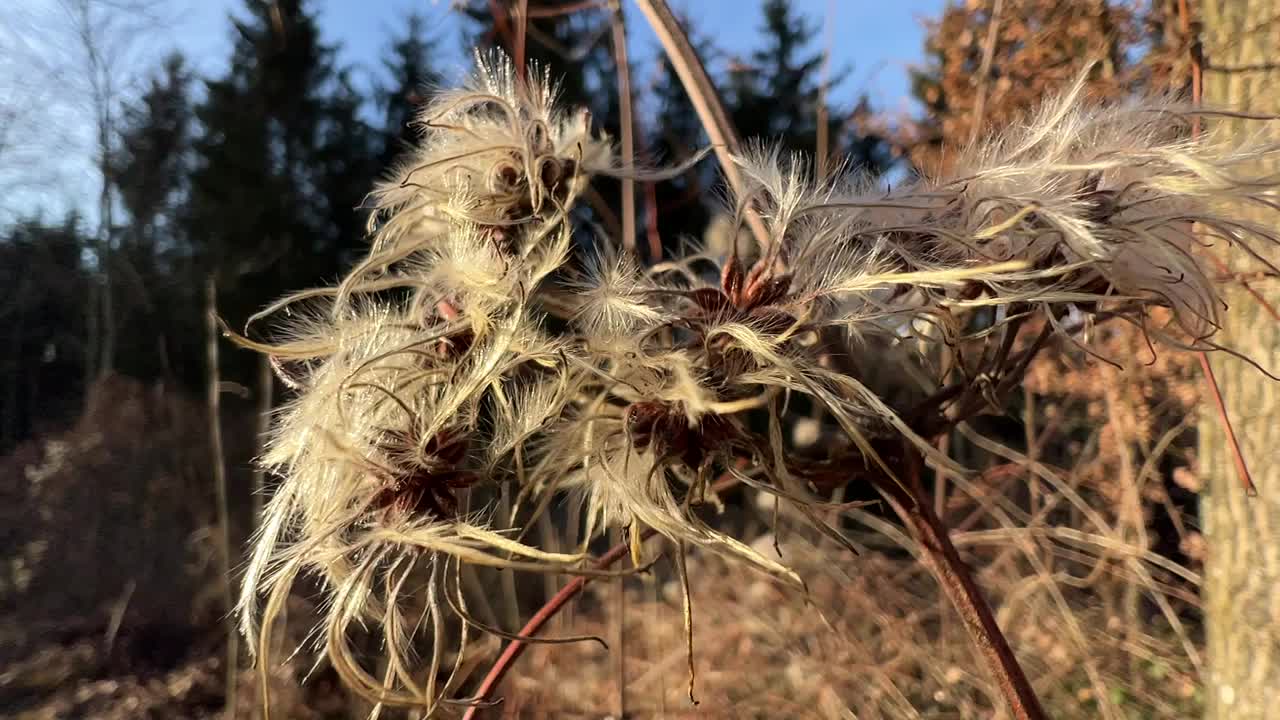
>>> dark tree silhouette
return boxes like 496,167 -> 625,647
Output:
375,13 -> 443,172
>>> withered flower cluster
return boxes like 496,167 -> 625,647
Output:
236,55 -> 1279,714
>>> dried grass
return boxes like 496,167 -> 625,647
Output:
503,467 -> 1203,720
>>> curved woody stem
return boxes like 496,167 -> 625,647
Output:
632,0 -> 771,250
460,524 -> 656,720
875,449 -> 1048,720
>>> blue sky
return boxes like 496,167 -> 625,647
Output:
1,0 -> 942,221
181,1 -> 942,112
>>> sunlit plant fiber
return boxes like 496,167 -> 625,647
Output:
232,53 -> 1280,716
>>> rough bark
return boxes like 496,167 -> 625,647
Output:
1200,2 -> 1280,717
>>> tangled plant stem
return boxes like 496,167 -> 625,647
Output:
460,520 -> 661,720
460,470 -> 1047,719
235,6 -> 1280,711
467,458 -> 1049,720
462,471 -> 751,717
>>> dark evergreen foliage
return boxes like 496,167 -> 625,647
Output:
0,216 -> 91,451
186,0 -> 377,381
2,0 -> 891,446
375,13 -> 443,172
728,0 -> 892,172
109,53 -> 198,384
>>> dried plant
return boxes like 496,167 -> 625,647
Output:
233,54 -> 614,716
231,50 -> 1279,718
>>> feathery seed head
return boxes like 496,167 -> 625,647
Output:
233,52 -> 1280,715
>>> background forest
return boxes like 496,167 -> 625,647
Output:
1,1 -> 1276,718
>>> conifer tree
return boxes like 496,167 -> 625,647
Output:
317,68 -> 378,267
721,0 -> 850,167
0,215 -> 91,450
110,53 -> 196,381
375,13 -> 442,172
727,0 -> 824,147
726,1 -> 891,172
187,0 -> 376,375
113,54 -> 192,256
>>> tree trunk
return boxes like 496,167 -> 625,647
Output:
98,97 -> 115,377
1200,3 -> 1280,717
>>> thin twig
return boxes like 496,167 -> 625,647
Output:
611,526 -> 627,716
252,354 -> 272,523
1179,0 -> 1255,495
461,528 -> 654,720
1198,351 -> 1256,494
206,277 -> 238,720
815,0 -> 835,178
967,0 -> 1004,147
1205,253 -> 1280,323
103,579 -> 136,655
610,0 -> 637,256
513,0 -> 529,78
632,0 -> 770,249
1177,0 -> 1202,137
487,0 -> 516,57
461,476 -> 739,718
644,179 -> 662,261
527,0 -> 604,18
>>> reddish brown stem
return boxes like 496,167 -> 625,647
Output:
1205,252 -> 1280,323
877,452 -> 1047,720
644,180 -> 662,262
527,0 -> 605,18
1179,0 -> 1255,496
463,474 -> 743,716
609,0 -> 636,256
462,527 -> 655,720
487,0 -> 516,56
1198,351 -> 1257,494
467,452 -> 1045,719
513,0 -> 529,78
898,500 -> 1045,719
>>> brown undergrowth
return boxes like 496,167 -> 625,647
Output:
501,451 -> 1204,719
